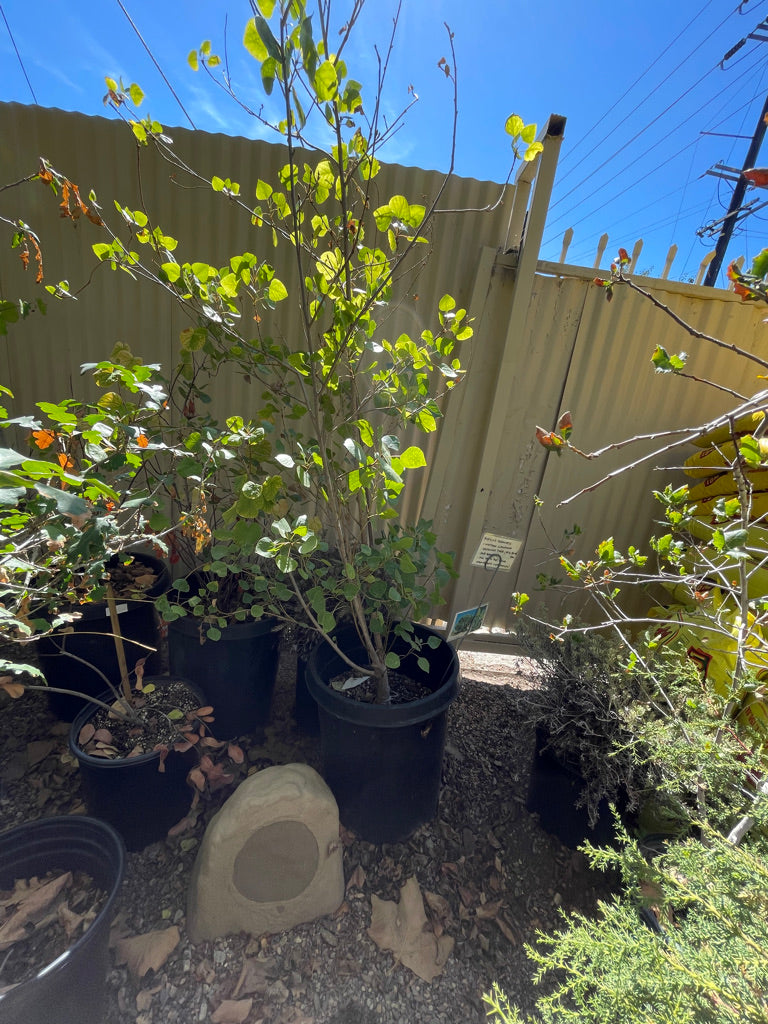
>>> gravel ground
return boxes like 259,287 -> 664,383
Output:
0,647 -> 613,1024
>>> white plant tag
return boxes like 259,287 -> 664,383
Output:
104,603 -> 129,616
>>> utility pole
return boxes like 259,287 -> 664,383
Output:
703,93 -> 768,287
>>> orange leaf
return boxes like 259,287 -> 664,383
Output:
136,434 -> 149,448
743,167 -> 768,188
31,429 -> 56,450
37,161 -> 54,184
58,452 -> 74,471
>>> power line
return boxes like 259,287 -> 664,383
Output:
544,51 -> 768,243
554,0 -> 719,175
0,2 -> 37,104
115,0 -> 197,130
551,0 -> 755,200
543,50 -> 768,242
542,75 -> 768,256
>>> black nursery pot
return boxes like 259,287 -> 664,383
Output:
0,815 -> 124,1024
168,615 -> 281,740
526,724 -> 620,849
306,623 -> 459,845
69,678 -> 199,851
40,552 -> 170,722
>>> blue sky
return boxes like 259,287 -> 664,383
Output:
3,0 -> 768,283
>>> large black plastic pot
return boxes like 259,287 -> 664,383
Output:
306,623 -> 459,844
69,677 -> 199,851
168,615 -> 281,740
526,725 -> 620,849
0,815 -> 124,1024
40,552 -> 170,722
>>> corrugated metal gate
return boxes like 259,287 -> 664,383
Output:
2,103 -> 767,646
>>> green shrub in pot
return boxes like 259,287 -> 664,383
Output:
90,0 -> 542,704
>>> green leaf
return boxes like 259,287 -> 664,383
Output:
255,15 -> 282,61
314,61 -> 338,102
505,114 -> 524,138
438,294 -> 456,312
128,83 -> 144,107
268,278 -> 288,302
257,0 -> 276,15
751,247 -> 768,279
400,446 -> 427,469
243,18 -> 268,62
35,484 -> 88,516
188,49 -> 199,71
256,179 -> 273,200
385,651 -> 401,670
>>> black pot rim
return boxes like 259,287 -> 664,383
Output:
0,815 -> 124,992
167,613 -> 280,641
305,622 -> 459,728
51,551 -> 170,623
68,675 -> 203,769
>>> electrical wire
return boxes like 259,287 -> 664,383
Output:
115,0 -> 197,130
543,48 -> 768,244
546,79 -> 768,266
0,2 -> 37,104
555,0 -> 726,179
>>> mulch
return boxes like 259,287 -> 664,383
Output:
0,647 -> 614,1024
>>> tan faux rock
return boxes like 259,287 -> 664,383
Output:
186,763 -> 344,942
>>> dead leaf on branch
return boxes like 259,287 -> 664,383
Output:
114,925 -> 180,979
368,876 -> 454,982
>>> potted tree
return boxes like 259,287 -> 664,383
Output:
88,0 -> 543,841
144,360 -> 285,741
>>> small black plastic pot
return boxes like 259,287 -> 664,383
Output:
0,815 -> 124,1024
526,724 -> 621,849
40,551 -> 170,722
306,623 -> 459,844
69,677 -> 200,851
168,615 -> 281,740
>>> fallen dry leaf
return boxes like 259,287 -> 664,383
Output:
475,899 -> 503,920
136,983 -> 162,1012
0,871 -> 72,951
346,864 -> 366,891
211,998 -> 253,1023
368,876 -> 454,982
26,740 -> 55,765
233,956 -> 277,997
115,925 -> 180,979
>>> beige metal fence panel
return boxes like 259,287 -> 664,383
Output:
0,102 -> 511,446
431,260 -> 768,638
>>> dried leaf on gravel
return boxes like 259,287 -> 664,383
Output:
368,876 -> 454,982
114,925 -> 180,979
211,998 -> 253,1023
233,956 -> 277,997
136,984 -> 162,1011
345,863 -> 366,891
26,740 -> 55,765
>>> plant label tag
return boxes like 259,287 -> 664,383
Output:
447,603 -> 488,642
471,533 -> 520,572
104,604 -> 129,616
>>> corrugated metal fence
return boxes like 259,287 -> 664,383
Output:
2,103 -> 767,646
